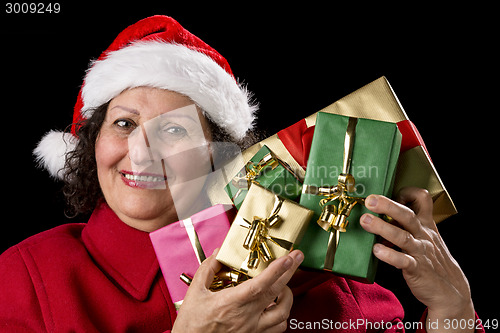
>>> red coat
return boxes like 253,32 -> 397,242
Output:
0,202 -> 479,332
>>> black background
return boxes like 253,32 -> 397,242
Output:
1,2 -> 497,330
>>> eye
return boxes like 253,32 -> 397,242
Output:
165,125 -> 187,136
160,124 -> 188,141
113,118 -> 136,131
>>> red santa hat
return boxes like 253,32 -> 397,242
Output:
34,15 -> 257,179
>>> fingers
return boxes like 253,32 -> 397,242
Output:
396,187 -> 435,228
364,194 -> 423,237
271,251 -> 304,291
365,187 -> 435,227
258,287 -> 293,333
361,213 -> 421,253
180,249 -> 299,333
189,248 -> 223,291
360,191 -> 438,274
372,243 -> 417,271
238,250 -> 304,306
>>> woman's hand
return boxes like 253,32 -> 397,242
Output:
172,249 -> 304,333
360,187 -> 475,333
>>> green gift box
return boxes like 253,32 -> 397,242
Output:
224,145 -> 302,209
297,112 -> 401,282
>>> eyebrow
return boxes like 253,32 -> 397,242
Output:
109,104 -> 201,123
110,105 -> 140,115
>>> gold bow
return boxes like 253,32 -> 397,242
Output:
303,117 -> 366,233
316,175 -> 365,233
320,117 -> 365,233
180,269 -> 249,292
230,151 -> 301,201
238,196 -> 293,272
245,152 -> 280,183
301,117 -> 365,270
229,152 -> 279,201
231,152 -> 279,191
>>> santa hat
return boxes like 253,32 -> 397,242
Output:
34,15 -> 257,179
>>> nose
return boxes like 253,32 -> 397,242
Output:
128,125 -> 156,168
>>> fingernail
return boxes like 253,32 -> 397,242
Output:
212,248 -> 220,256
361,214 -> 373,224
373,243 -> 382,254
282,257 -> 293,270
366,195 -> 378,208
290,250 -> 304,264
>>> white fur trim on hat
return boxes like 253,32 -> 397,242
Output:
33,131 -> 78,179
82,41 -> 257,141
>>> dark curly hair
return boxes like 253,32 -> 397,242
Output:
62,102 -> 261,217
62,103 -> 108,217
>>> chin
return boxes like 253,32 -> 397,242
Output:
116,191 -> 176,224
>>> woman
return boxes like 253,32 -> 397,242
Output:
0,15 -> 480,332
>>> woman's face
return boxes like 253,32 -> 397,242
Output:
95,87 -> 213,231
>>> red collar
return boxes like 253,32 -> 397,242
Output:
82,202 -> 160,301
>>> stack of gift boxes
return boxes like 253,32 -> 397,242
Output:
149,77 -> 457,310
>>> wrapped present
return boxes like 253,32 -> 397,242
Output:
149,204 -> 235,310
297,112 -> 401,282
216,183 -> 314,277
276,77 -> 456,223
224,145 -> 302,209
208,77 -> 456,224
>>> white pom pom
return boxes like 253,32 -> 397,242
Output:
33,131 -> 78,179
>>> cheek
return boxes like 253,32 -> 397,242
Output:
163,144 -> 212,181
95,133 -> 128,179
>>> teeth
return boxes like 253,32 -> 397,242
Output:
123,173 -> 164,182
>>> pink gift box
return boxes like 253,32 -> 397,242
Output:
149,204 -> 235,309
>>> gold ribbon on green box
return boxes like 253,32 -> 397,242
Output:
217,183 -> 314,278
298,112 -> 402,282
304,117 -> 366,234
301,117 -> 367,271
229,152 -> 281,201
245,152 -> 280,183
225,145 -> 303,210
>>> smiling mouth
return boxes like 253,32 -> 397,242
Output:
122,173 -> 166,182
120,170 -> 167,188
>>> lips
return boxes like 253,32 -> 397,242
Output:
120,170 -> 167,189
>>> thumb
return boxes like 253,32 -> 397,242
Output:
190,248 -> 223,291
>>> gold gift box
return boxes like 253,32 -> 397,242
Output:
216,183 -> 313,277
